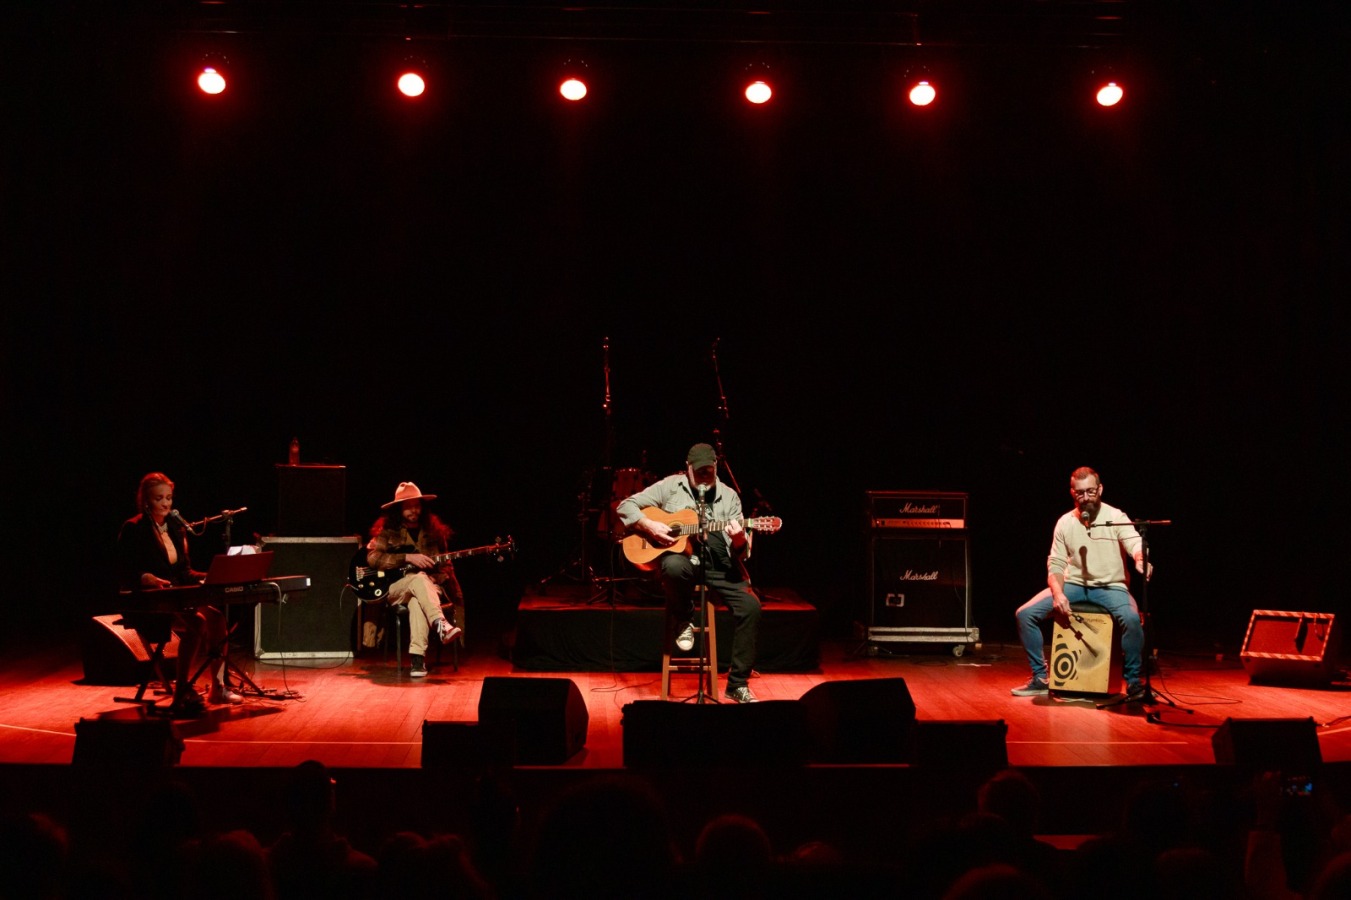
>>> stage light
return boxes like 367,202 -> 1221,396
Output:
558,59 -> 590,102
741,61 -> 774,105
1095,80 -> 1124,107
397,71 -> 426,98
908,79 -> 936,107
194,54 -> 229,96
197,67 -> 226,95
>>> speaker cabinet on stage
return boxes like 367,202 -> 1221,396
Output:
911,720 -> 1009,772
798,677 -> 916,764
1212,717 -> 1322,771
255,535 -> 361,659
1240,610 -> 1341,685
477,677 -> 589,765
867,526 -> 977,651
82,614 -> 180,685
422,720 -> 516,769
622,700 -> 807,768
275,464 -> 347,536
73,717 -> 183,767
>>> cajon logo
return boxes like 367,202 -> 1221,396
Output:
1052,641 -> 1082,683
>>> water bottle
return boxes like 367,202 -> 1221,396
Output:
288,437 -> 300,466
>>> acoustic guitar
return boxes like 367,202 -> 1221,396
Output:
349,537 -> 515,601
621,507 -> 783,571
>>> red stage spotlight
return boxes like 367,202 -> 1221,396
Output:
194,54 -> 229,96
908,79 -> 937,107
1095,80 -> 1124,107
397,71 -> 427,98
742,61 -> 774,105
197,66 -> 226,95
558,59 -> 590,102
560,77 -> 587,101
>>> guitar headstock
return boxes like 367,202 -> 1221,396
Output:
492,536 -> 516,562
750,517 -> 783,534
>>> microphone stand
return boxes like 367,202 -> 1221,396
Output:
1095,519 -> 1190,717
684,489 -> 715,705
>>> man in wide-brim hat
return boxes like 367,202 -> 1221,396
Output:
364,482 -> 463,677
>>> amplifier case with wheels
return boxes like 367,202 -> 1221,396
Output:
866,493 -> 978,654
254,535 -> 362,659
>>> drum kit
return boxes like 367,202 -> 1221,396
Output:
538,463 -> 659,603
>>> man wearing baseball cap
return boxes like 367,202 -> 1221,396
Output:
616,443 -> 762,703
364,482 -> 464,677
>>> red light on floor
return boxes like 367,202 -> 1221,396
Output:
397,72 -> 426,98
1096,81 -> 1124,107
560,77 -> 588,102
197,67 -> 226,95
744,80 -> 772,105
908,79 -> 936,107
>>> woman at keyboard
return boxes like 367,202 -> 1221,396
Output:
116,471 -> 241,715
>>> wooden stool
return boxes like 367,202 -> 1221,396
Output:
660,596 -> 718,700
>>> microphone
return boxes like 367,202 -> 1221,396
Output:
169,509 -> 191,531
1081,509 -> 1092,530
696,484 -> 708,503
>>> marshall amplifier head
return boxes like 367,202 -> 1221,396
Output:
867,491 -> 968,531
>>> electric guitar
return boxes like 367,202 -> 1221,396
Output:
621,507 -> 783,571
349,537 -> 515,601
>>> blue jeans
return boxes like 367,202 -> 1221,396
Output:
1015,584 -> 1143,687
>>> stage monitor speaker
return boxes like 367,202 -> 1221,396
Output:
911,720 -> 1009,772
621,700 -> 807,768
1240,610 -> 1341,685
255,535 -> 361,659
275,464 -> 347,536
422,720 -> 516,769
72,716 -> 183,767
798,677 -> 917,763
869,534 -> 971,630
1211,717 -> 1322,771
477,677 -> 589,765
81,614 -> 180,685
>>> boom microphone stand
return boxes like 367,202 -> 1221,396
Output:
1095,518 -> 1189,716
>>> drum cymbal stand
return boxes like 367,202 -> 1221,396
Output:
536,475 -> 599,597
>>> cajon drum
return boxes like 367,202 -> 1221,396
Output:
1050,605 -> 1122,695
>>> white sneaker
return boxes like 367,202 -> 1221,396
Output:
726,685 -> 759,704
675,623 -> 696,652
436,618 -> 462,645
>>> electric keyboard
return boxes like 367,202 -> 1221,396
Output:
118,575 -> 311,613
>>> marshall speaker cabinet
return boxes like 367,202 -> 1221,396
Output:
866,491 -> 978,656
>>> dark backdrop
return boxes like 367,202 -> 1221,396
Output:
4,3 -> 1348,652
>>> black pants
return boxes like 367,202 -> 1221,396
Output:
658,553 -> 761,688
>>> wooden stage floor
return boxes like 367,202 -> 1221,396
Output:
4,632 -> 1349,771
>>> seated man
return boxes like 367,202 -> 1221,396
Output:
1011,466 -> 1152,700
365,482 -> 463,677
616,443 -> 763,704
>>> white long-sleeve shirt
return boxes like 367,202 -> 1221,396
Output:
1047,501 -> 1143,589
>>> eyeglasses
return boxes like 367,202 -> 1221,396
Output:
1070,486 -> 1101,498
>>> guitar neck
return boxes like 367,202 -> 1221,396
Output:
671,517 -> 759,537
429,545 -> 503,565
